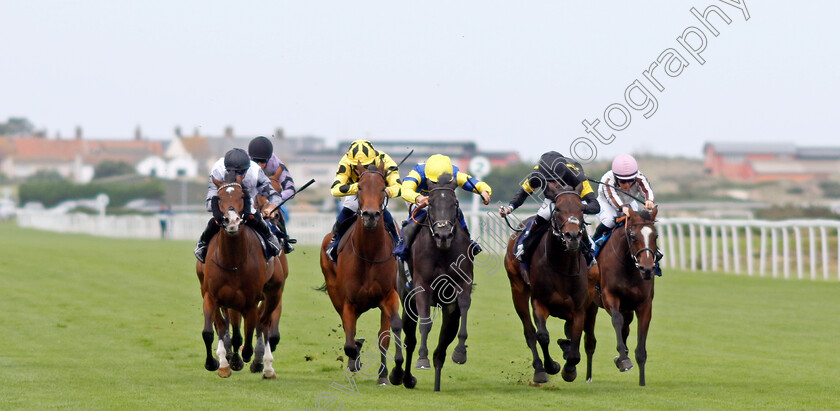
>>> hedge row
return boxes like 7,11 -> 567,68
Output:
19,179 -> 165,208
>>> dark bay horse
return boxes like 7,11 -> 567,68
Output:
319,162 -> 403,386
504,181 -> 589,384
584,206 -> 659,386
394,174 -> 473,391
195,176 -> 284,379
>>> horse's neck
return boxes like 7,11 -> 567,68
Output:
217,229 -> 247,267
606,228 -> 633,267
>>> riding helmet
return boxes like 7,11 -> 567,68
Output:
224,148 -> 251,172
248,136 -> 273,162
612,154 -> 639,180
347,140 -> 377,164
425,154 -> 454,183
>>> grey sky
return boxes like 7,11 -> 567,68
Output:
2,1 -> 837,162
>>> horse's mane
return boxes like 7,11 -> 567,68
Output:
637,209 -> 654,222
223,170 -> 238,184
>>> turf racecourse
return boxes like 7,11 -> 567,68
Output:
1,222 -> 838,410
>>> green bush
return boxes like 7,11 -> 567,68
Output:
19,178 -> 165,207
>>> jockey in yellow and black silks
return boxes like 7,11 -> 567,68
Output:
393,154 -> 492,261
498,151 -> 600,271
325,140 -> 402,262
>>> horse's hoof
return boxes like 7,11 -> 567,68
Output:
250,362 -> 264,374
389,367 -> 404,385
586,377 -> 592,383
416,358 -> 431,369
451,348 -> 467,364
533,371 -> 549,384
205,358 -> 219,372
545,360 -> 561,375
263,371 -> 276,380
561,366 -> 577,382
230,354 -> 244,371
218,366 -> 232,378
404,375 -> 417,389
614,356 -> 634,372
377,377 -> 389,386
557,339 -> 571,359
242,347 -> 254,363
348,358 -> 362,373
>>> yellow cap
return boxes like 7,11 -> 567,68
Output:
347,140 -> 377,164
425,154 -> 454,183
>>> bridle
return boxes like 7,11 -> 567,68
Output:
356,169 -> 389,216
425,186 -> 459,237
217,182 -> 245,224
549,190 -> 583,244
624,219 -> 660,272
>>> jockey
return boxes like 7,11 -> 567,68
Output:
592,153 -> 662,275
499,151 -> 600,269
247,136 -> 296,254
393,154 -> 492,260
325,140 -> 402,262
193,148 -> 282,263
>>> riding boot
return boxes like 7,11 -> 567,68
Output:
581,226 -> 595,268
458,210 -> 482,255
383,209 -> 400,246
194,218 -> 221,263
247,214 -> 281,257
393,221 -> 421,260
327,207 -> 356,262
515,216 -> 545,265
273,214 -> 295,254
654,249 -> 664,277
592,223 -> 611,244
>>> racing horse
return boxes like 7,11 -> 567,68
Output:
319,161 -> 403,386
195,175 -> 284,379
584,206 -> 659,386
504,181 -> 589,384
394,173 -> 474,391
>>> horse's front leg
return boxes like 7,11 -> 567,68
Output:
398,295 -> 418,389
380,290 -> 403,387
415,284 -> 434,370
433,305 -> 460,392
341,302 -> 363,372
635,300 -> 652,386
583,303 -> 598,382
532,299 -> 560,377
201,294 -> 220,372
451,286 -> 471,364
241,305 -> 258,365
604,293 -> 633,372
228,310 -> 244,371
560,309 -> 585,383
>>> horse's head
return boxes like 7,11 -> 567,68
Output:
354,161 -> 388,230
427,173 -> 460,250
624,206 -> 659,280
213,175 -> 246,235
545,181 -> 584,251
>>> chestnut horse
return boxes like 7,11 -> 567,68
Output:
393,174 -> 474,392
195,175 -> 284,379
319,162 -> 403,386
584,206 -> 659,386
505,181 -> 589,384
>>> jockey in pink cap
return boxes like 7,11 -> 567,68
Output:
591,154 -> 662,275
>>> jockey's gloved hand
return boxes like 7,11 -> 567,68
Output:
211,196 -> 223,223
499,205 -> 513,217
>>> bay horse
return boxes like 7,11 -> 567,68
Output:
195,175 -> 284,379
394,173 -> 473,392
504,181 -> 589,384
318,161 -> 403,386
584,206 -> 658,386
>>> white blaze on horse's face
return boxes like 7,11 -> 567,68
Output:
225,187 -> 235,194
225,208 -> 242,234
641,226 -> 653,251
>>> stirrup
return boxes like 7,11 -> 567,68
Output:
194,244 -> 207,263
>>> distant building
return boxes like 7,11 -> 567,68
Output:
704,142 -> 840,182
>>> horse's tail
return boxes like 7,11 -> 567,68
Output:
313,282 -> 328,293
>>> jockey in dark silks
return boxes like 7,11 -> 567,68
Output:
393,154 -> 492,261
325,140 -> 402,262
499,151 -> 600,271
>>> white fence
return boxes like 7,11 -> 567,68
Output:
15,210 -> 840,281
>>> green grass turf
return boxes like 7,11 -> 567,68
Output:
1,221 -> 838,410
